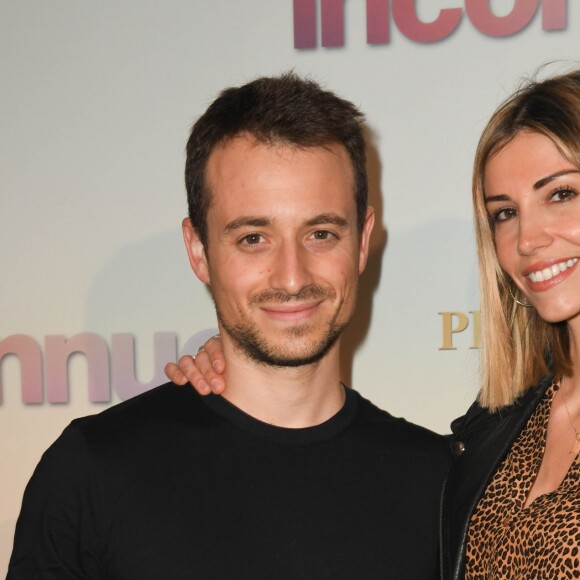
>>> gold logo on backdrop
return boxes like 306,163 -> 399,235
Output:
439,311 -> 480,350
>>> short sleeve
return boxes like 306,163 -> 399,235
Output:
7,423 -> 102,579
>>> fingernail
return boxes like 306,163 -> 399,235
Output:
211,379 -> 222,392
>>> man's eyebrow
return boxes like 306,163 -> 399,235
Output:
533,169 -> 579,190
305,213 -> 349,227
224,216 -> 271,233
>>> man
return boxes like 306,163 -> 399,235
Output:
8,74 -> 449,579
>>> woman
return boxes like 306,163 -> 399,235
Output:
165,69 -> 580,578
442,69 -> 580,578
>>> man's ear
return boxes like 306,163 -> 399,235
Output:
358,206 -> 375,274
182,218 -> 210,284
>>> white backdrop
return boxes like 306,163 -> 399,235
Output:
2,0 -> 578,570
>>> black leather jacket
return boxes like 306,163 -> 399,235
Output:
439,375 -> 553,579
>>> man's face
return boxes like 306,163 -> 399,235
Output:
183,135 -> 374,367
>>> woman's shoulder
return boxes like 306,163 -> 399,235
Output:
450,375 -> 553,437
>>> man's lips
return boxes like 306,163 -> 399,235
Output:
260,300 -> 323,321
522,257 -> 579,290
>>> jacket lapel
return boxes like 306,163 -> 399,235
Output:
443,377 -> 552,579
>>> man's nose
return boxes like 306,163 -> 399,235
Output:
269,241 -> 313,295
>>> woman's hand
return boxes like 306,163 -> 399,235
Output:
164,335 -> 226,395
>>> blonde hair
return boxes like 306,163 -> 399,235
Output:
474,69 -> 580,410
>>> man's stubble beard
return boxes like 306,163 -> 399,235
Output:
213,285 -> 353,368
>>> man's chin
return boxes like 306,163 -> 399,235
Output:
219,317 -> 346,369
235,333 -> 343,368
243,348 -> 329,368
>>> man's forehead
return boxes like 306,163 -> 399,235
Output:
203,135 -> 356,229
206,138 -> 352,194
207,134 -> 351,171
214,132 -> 345,152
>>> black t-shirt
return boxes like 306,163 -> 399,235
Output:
8,383 -> 450,579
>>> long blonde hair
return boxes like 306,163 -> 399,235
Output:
474,69 -> 580,410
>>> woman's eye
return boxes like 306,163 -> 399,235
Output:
550,187 -> 577,202
492,207 -> 517,222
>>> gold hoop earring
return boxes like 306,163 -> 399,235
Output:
509,287 -> 532,308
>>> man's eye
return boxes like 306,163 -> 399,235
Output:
312,230 -> 334,240
240,234 -> 263,245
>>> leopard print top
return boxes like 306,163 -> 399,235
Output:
465,383 -> 580,579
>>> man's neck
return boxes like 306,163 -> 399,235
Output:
219,340 -> 345,429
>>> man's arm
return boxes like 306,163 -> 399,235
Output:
164,335 -> 227,395
7,425 -> 101,580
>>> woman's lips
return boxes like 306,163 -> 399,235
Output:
523,258 -> 579,291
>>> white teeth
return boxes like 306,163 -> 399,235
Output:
534,270 -> 545,282
528,258 -> 578,283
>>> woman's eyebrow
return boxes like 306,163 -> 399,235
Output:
533,169 -> 579,190
484,194 -> 510,204
485,169 -> 580,203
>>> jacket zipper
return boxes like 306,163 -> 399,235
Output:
439,477 -> 448,580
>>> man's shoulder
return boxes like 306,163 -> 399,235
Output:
66,382 -> 209,448
352,389 -> 450,457
348,389 -> 451,493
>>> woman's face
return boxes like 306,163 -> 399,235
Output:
484,130 -> 580,325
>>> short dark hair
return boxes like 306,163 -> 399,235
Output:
185,72 -> 368,247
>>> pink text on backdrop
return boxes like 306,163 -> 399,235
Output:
293,0 -> 567,48
0,330 -> 217,405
